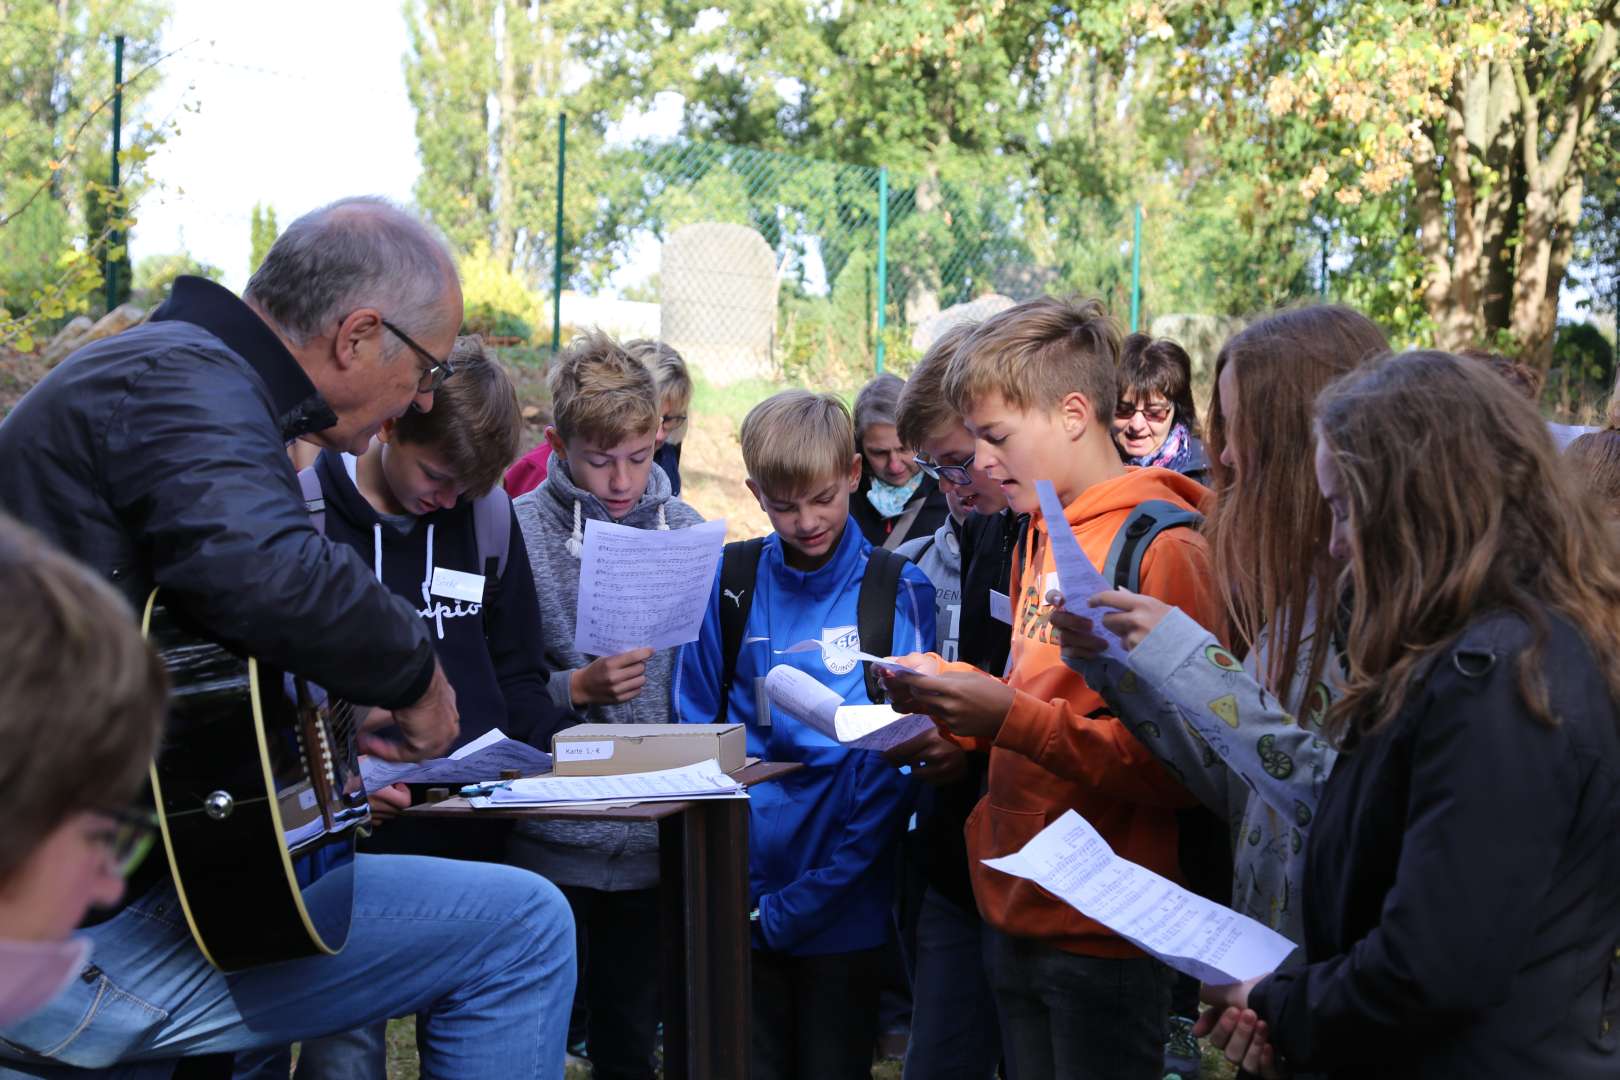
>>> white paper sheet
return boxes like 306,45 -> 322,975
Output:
486,758 -> 744,807
984,810 -> 1295,985
1034,480 -> 1128,662
764,664 -> 936,752
449,727 -> 507,760
765,637 -> 923,678
573,517 -> 728,656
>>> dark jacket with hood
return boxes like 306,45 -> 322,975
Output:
1252,608 -> 1620,1078
0,275 -> 435,709
310,449 -> 568,750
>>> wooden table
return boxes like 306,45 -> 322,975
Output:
409,761 -> 801,1079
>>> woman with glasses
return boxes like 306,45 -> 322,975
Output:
1111,333 -> 1210,484
850,373 -> 950,551
0,514 -> 167,1026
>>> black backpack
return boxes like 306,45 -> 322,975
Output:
713,538 -> 907,722
1015,498 -> 1203,595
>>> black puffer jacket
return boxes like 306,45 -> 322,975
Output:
1252,607 -> 1620,1077
0,276 -> 435,709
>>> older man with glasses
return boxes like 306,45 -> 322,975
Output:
0,197 -> 576,1078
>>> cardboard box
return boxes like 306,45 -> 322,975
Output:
552,723 -> 747,776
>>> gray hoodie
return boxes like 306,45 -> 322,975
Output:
508,459 -> 705,890
897,518 -> 962,662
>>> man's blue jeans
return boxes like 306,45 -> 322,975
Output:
0,854 -> 576,1079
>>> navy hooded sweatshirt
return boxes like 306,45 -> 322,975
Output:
311,448 -> 569,750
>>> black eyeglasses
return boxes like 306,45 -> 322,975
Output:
912,453 -> 975,486
381,319 -> 457,394
89,805 -> 160,879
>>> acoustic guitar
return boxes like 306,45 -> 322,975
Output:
142,591 -> 371,971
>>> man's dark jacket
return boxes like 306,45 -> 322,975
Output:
0,276 -> 435,708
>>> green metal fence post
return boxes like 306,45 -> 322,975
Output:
1129,202 -> 1142,333
875,166 -> 889,374
551,113 -> 566,354
104,34 -> 124,314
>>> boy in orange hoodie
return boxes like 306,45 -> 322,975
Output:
885,295 -> 1223,1080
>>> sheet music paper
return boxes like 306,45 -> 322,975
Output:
573,517 -> 728,656
984,810 -> 1295,985
360,732 -> 554,790
486,758 -> 745,806
1034,480 -> 1128,662
764,664 -> 936,752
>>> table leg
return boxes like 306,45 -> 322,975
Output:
659,796 -> 751,1079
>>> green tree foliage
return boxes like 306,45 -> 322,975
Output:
132,251 -> 221,305
0,0 -> 169,350
249,202 -> 279,277
402,0 -> 1618,372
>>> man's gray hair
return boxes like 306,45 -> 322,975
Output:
244,196 -> 456,354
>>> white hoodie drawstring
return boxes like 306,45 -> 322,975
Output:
372,523 -> 383,582
420,521 -> 443,639
566,501 -> 585,559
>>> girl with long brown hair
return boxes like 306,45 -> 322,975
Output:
1198,349 -> 1620,1077
1055,305 -> 1389,943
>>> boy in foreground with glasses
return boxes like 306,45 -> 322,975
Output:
0,513 -> 167,1027
888,323 -> 1018,1080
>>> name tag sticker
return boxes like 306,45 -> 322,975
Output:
989,590 -> 1013,625
557,740 -> 614,761
430,566 -> 485,604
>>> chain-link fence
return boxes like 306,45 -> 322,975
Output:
552,127 -> 1156,387
552,121 -> 1338,386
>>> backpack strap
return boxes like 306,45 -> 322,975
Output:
471,485 -> 513,609
297,466 -> 326,535
857,547 -> 906,704
716,537 -> 766,722
1101,499 -> 1205,593
901,535 -> 936,565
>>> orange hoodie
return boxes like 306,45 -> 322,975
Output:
948,466 -> 1222,957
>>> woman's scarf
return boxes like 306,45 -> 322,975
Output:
1128,422 -> 1193,473
866,470 -> 924,519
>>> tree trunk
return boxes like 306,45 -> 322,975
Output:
1508,16 -> 1617,368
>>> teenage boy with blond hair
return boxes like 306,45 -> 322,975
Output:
510,329 -> 704,1080
884,296 -> 1223,1080
674,390 -> 936,1080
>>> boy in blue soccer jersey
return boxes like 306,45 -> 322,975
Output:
673,389 -> 936,1080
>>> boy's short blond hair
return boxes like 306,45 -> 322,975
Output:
943,295 -> 1120,418
741,389 -> 855,499
896,321 -> 978,449
625,339 -> 692,442
393,336 -> 522,497
548,329 -> 660,448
